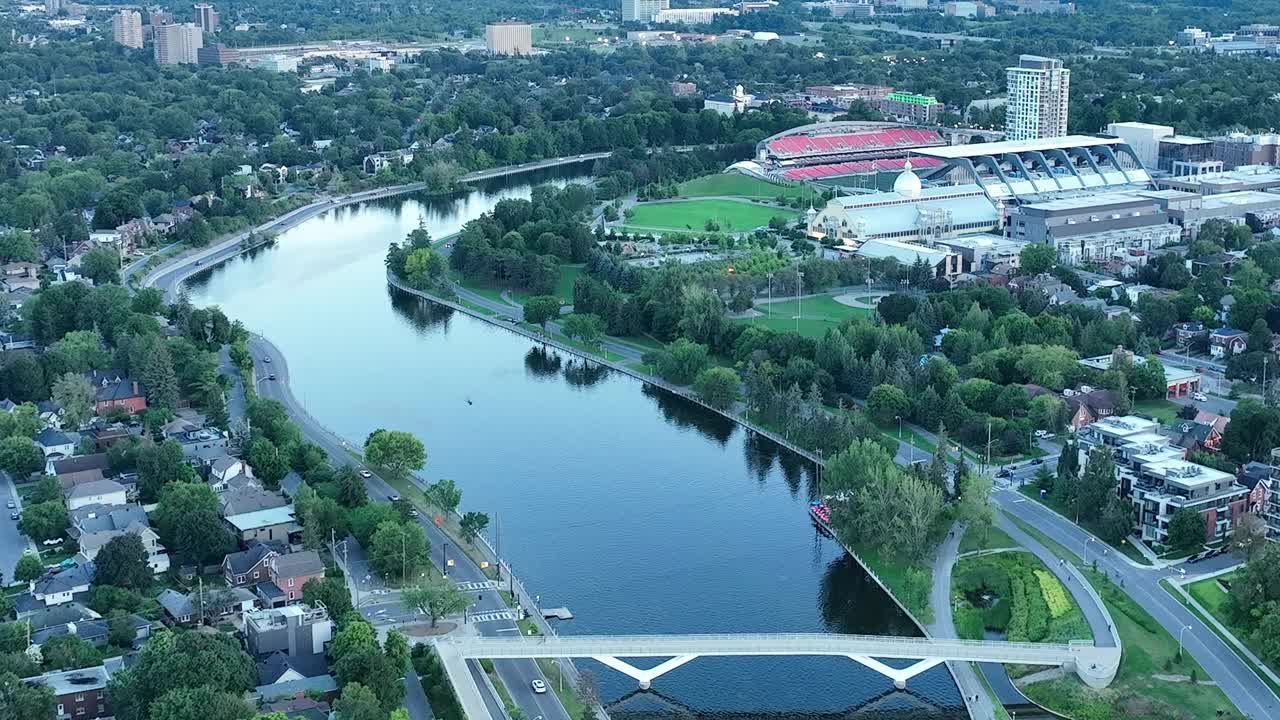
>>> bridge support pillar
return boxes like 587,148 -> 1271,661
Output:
591,655 -> 700,691
847,655 -> 945,690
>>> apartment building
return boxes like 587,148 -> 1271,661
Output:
112,10 -> 143,49
153,23 -> 202,65
485,22 -> 533,56
1005,55 -> 1070,141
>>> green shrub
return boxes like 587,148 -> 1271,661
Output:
983,601 -> 1011,631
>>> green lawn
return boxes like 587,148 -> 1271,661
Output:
1006,515 -> 1245,720
959,525 -> 1018,554
626,198 -> 798,233
1181,572 -> 1280,688
511,263 -> 583,305
676,174 -> 819,202
1134,399 -> 1181,425
952,552 -> 1093,643
533,26 -> 613,44
734,294 -> 870,338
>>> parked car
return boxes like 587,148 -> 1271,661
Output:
1192,392 -> 1208,402
5,500 -> 13,509
9,512 -> 17,521
263,357 -> 272,363
268,374 -> 277,380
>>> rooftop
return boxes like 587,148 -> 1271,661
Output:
915,135 -> 1123,159
226,505 -> 296,531
1201,191 -> 1280,210
29,665 -> 110,695
1021,192 -> 1152,212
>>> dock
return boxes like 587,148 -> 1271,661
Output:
542,607 -> 574,620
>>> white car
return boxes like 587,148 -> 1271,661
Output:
359,470 -> 373,479
1192,392 -> 1208,402
531,680 -> 547,694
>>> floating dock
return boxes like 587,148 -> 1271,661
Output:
542,607 -> 574,620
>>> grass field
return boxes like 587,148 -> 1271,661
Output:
1134,398 -> 1182,425
1017,484 -> 1153,565
676,174 -> 820,202
532,26 -> 613,44
511,263 -> 583,305
733,294 -> 870,338
626,198 -> 798,233
1183,572 -> 1280,685
959,525 -> 1018,554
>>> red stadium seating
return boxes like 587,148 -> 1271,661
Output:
779,157 -> 943,181
765,127 -> 944,160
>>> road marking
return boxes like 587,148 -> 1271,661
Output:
470,611 -> 516,623
457,580 -> 499,592
495,627 -> 520,632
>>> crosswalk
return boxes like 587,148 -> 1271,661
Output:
469,610 -> 515,623
456,580 -> 499,592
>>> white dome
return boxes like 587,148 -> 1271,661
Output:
893,160 -> 921,198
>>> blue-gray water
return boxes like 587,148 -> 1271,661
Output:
185,166 -> 965,719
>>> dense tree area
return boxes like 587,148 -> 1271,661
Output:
106,630 -> 255,720
1227,543 -> 1280,668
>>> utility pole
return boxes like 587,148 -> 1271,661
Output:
198,576 -> 205,624
442,542 -> 449,577
402,533 -> 407,585
796,270 -> 804,335
985,420 -> 993,475
767,273 -> 774,319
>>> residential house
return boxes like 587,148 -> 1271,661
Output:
257,693 -> 336,718
1168,421 -> 1222,454
362,149 -> 414,174
218,484 -> 287,517
1194,410 -> 1231,439
31,613 -> 150,648
280,470 -> 304,499
35,427 -> 77,457
76,522 -> 169,574
222,543 -> 278,587
156,586 -> 257,626
84,424 -> 132,450
28,665 -> 112,720
0,330 -> 37,350
1,261 -> 41,291
86,370 -> 147,414
245,604 -> 334,657
1238,461 -> 1270,514
53,468 -> 105,491
256,550 -> 325,607
64,479 -> 126,511
1210,327 -> 1249,358
51,453 -> 109,481
16,601 -> 96,626
28,562 -> 95,608
209,455 -> 248,486
1062,387 -> 1118,431
68,503 -> 148,542
226,505 -> 299,546
1172,321 -> 1209,346
36,400 -> 62,428
256,651 -> 331,687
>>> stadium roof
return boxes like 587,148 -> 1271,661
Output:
915,135 -> 1122,159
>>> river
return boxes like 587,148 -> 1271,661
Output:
184,165 -> 966,719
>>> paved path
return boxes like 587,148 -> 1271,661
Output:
926,523 -> 998,720
403,666 -> 436,720
0,470 -> 38,582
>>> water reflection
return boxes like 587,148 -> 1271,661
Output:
562,356 -> 610,388
607,685 -> 955,720
641,384 -> 736,446
524,346 -> 563,379
818,553 -> 923,637
388,286 -> 454,335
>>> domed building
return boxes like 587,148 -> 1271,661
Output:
805,163 -> 1004,283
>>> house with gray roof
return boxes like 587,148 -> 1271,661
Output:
65,479 -> 126,511
32,613 -> 151,648
28,665 -> 112,720
68,503 -> 149,541
223,543 -> 278,587
156,586 -> 257,625
35,427 -> 76,457
218,485 -> 287,517
29,562 -> 95,607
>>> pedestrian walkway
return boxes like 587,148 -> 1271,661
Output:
927,522 -> 999,720
469,610 -> 517,623
457,580 -> 500,592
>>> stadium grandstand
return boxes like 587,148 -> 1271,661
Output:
780,156 -> 945,182
726,122 -> 951,189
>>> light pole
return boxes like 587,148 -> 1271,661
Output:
796,270 -> 804,335
1178,624 -> 1193,660
767,273 -> 774,319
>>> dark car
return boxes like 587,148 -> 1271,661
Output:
1030,459 -> 1044,466
995,469 -> 1011,478
1185,553 -> 1205,564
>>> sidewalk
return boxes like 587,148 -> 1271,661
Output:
926,522 -> 998,720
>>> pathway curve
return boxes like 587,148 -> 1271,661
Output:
926,522 -> 998,720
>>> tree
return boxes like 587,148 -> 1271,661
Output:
18,502 -> 68,542
678,287 -> 725,345
331,620 -> 403,710
426,479 -> 461,514
369,521 -> 430,582
152,482 -> 233,566
106,630 -> 255,720
137,440 -> 194,502
0,438 -> 44,477
1020,243 -> 1057,276
1232,513 -> 1268,562
562,313 -> 606,348
383,629 -> 410,674
1028,394 -> 1066,434
0,671 -> 55,720
644,339 -> 709,385
80,247 -> 121,285
523,295 -> 561,331
335,465 -> 369,508
14,553 -> 44,583
246,438 -> 289,488
138,341 -> 179,411
692,367 -> 740,410
957,473 -> 994,543
93,534 -> 152,590
333,683 -> 383,720
1166,507 -> 1206,553
302,497 -> 346,552
301,577 -> 354,622
52,373 -> 95,430
41,633 -> 101,671
148,687 -> 253,720
402,580 -> 468,628
867,384 -> 911,426
364,430 -> 426,477
108,611 -> 136,647
1097,495 -> 1133,545
460,511 -> 489,541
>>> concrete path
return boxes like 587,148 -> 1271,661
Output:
403,666 -> 436,720
926,522 -> 998,720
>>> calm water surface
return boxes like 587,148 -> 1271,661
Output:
186,167 -> 965,719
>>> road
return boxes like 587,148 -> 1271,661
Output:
246,334 -> 572,720
992,485 -> 1278,720
0,470 -> 37,582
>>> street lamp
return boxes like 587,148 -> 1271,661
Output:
1178,624 -> 1193,660
767,272 -> 774,319
796,270 -> 804,335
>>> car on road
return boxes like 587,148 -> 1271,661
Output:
531,680 -> 547,694
1195,366 -> 1205,373
1192,392 -> 1208,402
1030,459 -> 1044,465
263,357 -> 272,363
388,494 -> 401,502
195,259 -> 203,265
995,469 -> 1011,478
409,509 -> 419,518
268,374 -> 277,381
9,512 -> 18,520
6,500 -> 13,509
359,470 -> 372,479
1034,430 -> 1050,439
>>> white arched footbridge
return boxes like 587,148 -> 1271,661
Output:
434,633 -> 1120,720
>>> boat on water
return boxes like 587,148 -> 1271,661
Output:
808,499 -> 834,537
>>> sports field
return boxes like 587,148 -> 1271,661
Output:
626,199 -> 798,232
733,294 -> 871,338
676,174 -> 820,202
